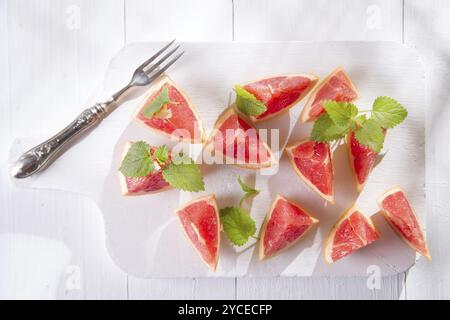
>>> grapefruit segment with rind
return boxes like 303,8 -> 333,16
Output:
324,205 -> 380,263
286,139 -> 335,203
377,187 -> 431,260
176,194 -> 221,271
133,77 -> 205,143
241,74 -> 318,122
300,67 -> 358,123
208,108 -> 275,169
259,195 -> 318,260
118,142 -> 171,196
347,130 -> 386,192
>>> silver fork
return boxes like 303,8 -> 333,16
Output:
12,40 -> 183,179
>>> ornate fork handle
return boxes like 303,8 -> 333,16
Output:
12,101 -> 111,178
12,40 -> 183,179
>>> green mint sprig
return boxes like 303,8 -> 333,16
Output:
237,176 -> 260,206
118,141 -> 154,177
220,176 -> 260,246
153,145 -> 169,165
311,97 -> 407,152
119,141 -> 204,192
143,87 -> 171,118
162,160 -> 205,192
220,206 -> 257,246
234,85 -> 267,117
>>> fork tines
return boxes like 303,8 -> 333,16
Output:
139,39 -> 184,82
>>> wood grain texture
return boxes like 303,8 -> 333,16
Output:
123,0 -> 236,299
125,0 -> 233,42
0,0 -> 128,299
2,0 -> 448,299
128,278 -> 236,299
237,275 -> 405,300
404,0 -> 450,299
234,0 -> 403,41
232,0 -> 407,300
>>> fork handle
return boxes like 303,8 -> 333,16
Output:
12,101 -> 111,178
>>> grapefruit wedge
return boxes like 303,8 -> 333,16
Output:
208,108 -> 275,169
259,195 -> 318,260
324,205 -> 380,263
176,194 -> 220,271
134,77 -> 205,143
347,130 -> 386,192
300,67 -> 358,122
240,74 -> 318,122
286,139 -> 334,203
118,142 -> 171,196
377,187 -> 431,260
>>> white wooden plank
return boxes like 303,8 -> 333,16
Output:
234,0 -> 403,41
2,0 -> 128,299
127,278 -> 236,299
125,0 -> 233,42
124,0 -> 236,300
233,0 -> 406,300
128,278 -> 195,299
0,0 -> 10,161
193,279 -> 236,299
404,0 -> 450,299
237,275 -> 405,300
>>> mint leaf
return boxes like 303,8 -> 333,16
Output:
311,113 -> 352,142
220,206 -> 256,246
153,145 -> 169,165
323,100 -> 358,126
237,176 -> 260,206
372,96 -> 407,129
143,87 -> 171,118
119,141 -> 154,177
354,118 -> 385,152
235,85 -> 267,117
354,114 -> 367,126
172,152 -> 193,165
162,161 -> 205,192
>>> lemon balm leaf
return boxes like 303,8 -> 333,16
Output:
119,141 -> 154,177
220,206 -> 256,246
143,87 -> 171,118
235,85 -> 267,116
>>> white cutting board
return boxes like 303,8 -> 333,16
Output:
11,42 -> 425,278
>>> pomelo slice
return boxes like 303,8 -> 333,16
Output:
118,142 -> 171,196
176,194 -> 220,271
300,67 -> 358,123
324,205 -> 380,263
259,195 -> 319,260
377,187 -> 431,260
286,139 -> 334,203
347,130 -> 386,192
208,108 -> 275,169
134,77 -> 205,143
241,74 -> 318,122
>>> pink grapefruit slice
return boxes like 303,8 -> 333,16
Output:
259,195 -> 319,260
176,194 -> 220,271
118,142 -> 171,196
377,187 -> 431,260
134,77 -> 205,143
286,139 -> 334,203
208,108 -> 275,169
241,74 -> 318,122
324,205 -> 380,263
347,130 -> 386,192
300,67 -> 358,123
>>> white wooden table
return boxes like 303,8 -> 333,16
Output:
1,0 -> 449,300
